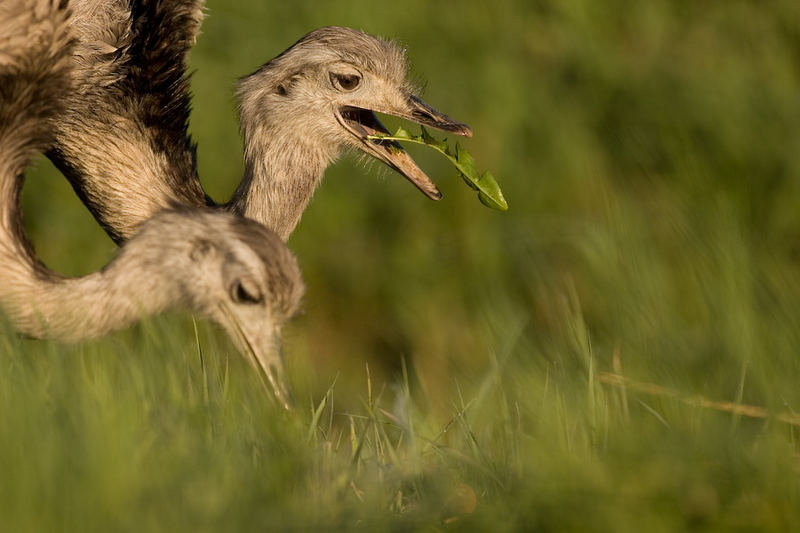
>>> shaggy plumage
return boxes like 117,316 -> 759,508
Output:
48,0 -> 472,243
47,0 -> 207,242
0,0 -> 303,409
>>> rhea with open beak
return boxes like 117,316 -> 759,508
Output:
235,26 -> 473,239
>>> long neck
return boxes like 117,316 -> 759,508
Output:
0,8 -> 183,342
227,132 -> 330,242
226,81 -> 338,241
0,190 -> 180,342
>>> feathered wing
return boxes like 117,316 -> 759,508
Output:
65,0 -> 132,88
47,0 -> 209,244
125,0 -> 206,200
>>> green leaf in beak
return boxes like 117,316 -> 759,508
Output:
368,126 -> 508,211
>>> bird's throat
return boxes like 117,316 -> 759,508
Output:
228,133 -> 332,242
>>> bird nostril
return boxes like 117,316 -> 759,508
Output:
412,110 -> 434,122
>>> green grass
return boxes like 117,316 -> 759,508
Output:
7,0 -> 800,530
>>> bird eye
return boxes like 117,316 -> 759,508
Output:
330,72 -> 361,92
230,278 -> 263,305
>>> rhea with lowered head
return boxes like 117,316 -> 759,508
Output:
50,0 -> 473,243
0,0 -> 303,409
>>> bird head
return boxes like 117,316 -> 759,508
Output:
238,26 -> 472,200
163,210 -> 305,410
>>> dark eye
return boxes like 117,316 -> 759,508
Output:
230,278 -> 263,305
330,72 -> 361,92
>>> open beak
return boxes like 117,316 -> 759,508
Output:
337,94 -> 472,200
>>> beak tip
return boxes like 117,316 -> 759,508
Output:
456,124 -> 473,138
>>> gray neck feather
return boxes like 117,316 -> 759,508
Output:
227,95 -> 336,241
0,215 -> 181,342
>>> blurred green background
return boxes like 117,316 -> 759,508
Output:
9,0 -> 800,529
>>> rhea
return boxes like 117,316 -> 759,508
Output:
49,0 -> 472,244
0,0 -> 303,410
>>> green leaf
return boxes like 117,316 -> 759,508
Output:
367,127 -> 508,211
392,126 -> 415,141
476,172 -> 508,211
420,125 -> 450,153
